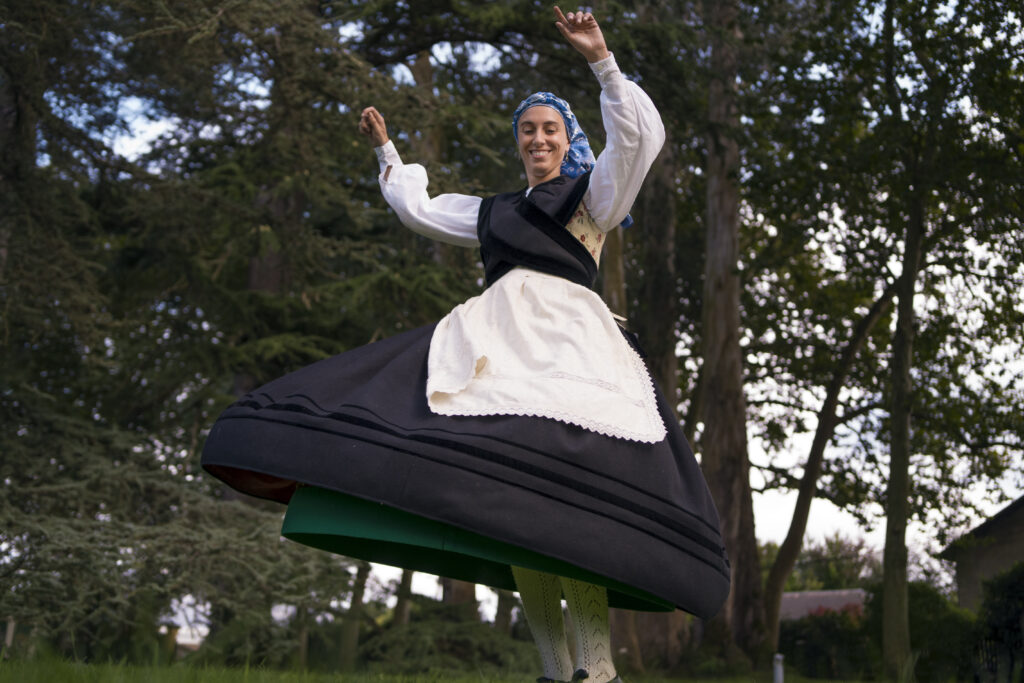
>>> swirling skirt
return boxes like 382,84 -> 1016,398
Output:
202,313 -> 730,616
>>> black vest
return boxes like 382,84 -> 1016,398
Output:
477,173 -> 598,290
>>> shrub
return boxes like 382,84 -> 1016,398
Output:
778,605 -> 874,680
975,562 -> 1024,681
862,580 -> 976,682
358,600 -> 539,676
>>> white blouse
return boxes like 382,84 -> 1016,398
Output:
374,54 -> 668,443
374,53 -> 666,239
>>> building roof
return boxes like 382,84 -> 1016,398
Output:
941,494 -> 1024,559
779,588 -> 867,620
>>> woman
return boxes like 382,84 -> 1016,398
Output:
203,7 -> 728,682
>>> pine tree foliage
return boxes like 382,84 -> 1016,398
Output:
4,0 -> 397,661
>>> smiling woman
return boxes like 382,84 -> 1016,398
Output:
202,6 -> 729,683
517,105 -> 568,186
507,89 -> 636,233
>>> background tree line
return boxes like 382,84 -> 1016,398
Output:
2,0 -> 1022,676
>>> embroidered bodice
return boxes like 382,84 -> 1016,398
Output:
568,204 -> 606,263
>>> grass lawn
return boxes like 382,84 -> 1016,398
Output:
0,659 -> 848,683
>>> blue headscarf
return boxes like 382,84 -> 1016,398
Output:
513,92 -> 634,229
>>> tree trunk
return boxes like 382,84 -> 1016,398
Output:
623,610 -> 691,670
408,48 -> 461,268
393,569 -> 414,627
763,283 -> 896,651
409,50 -> 443,164
0,60 -> 38,285
0,78 -> 14,284
227,33 -> 306,444
662,610 -> 691,669
699,0 -> 764,663
610,608 -> 646,673
0,60 -> 36,185
601,226 -> 628,317
631,141 -> 679,404
339,560 -> 371,671
296,618 -> 309,671
441,577 -> 479,619
493,589 -> 515,633
627,124 -> 695,680
220,186 -> 300,503
883,193 -> 924,679
879,0 -> 926,674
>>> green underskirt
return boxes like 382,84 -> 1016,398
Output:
281,485 -> 673,611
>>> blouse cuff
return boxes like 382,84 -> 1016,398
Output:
374,140 -> 401,174
588,53 -> 620,88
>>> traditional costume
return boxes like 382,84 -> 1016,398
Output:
201,54 -> 729,674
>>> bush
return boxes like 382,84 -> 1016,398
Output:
189,614 -> 297,670
975,562 -> 1024,681
682,615 -> 753,678
862,580 -> 976,682
778,582 -> 976,681
778,605 -> 874,680
358,600 -> 540,676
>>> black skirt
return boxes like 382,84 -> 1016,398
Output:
202,319 -> 730,617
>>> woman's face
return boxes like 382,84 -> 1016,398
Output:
517,106 -> 568,187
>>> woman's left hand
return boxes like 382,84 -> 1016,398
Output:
554,6 -> 610,63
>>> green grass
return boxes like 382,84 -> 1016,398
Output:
0,660 -> 490,683
3,661 -> 522,683
0,660 -> 851,683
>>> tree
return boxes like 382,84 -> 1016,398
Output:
2,0 -> 387,661
741,0 -> 1024,663
698,0 -> 765,661
339,561 -> 371,670
762,534 -> 881,592
393,570 -> 415,628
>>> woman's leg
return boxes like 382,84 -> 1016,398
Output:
560,577 -> 618,683
512,566 -> 573,681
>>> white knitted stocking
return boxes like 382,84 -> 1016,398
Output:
512,566 -> 573,681
560,578 -> 617,683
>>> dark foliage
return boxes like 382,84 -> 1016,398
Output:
975,562 -> 1024,682
358,598 -> 539,675
778,606 -> 874,680
779,580 -> 978,681
862,581 -> 977,682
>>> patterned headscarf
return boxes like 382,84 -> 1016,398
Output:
512,92 -> 633,229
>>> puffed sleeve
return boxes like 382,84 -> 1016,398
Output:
584,54 -> 667,232
375,140 -> 482,247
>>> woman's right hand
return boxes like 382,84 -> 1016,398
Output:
554,6 -> 610,63
359,106 -> 389,147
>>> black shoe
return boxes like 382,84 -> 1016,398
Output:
571,672 -> 624,683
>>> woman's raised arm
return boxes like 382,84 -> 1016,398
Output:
554,8 -> 666,231
358,106 -> 481,247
